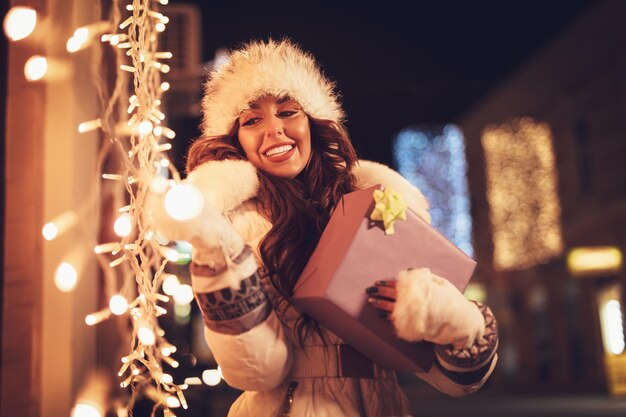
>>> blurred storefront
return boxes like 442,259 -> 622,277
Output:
460,0 -> 626,395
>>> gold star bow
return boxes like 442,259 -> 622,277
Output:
370,186 -> 408,235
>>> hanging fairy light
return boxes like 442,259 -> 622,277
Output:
161,274 -> 180,296
24,55 -> 48,81
55,262 -> 78,292
113,213 -> 132,238
173,284 -> 194,305
3,6 -> 37,41
42,211 -> 79,241
57,0 -> 196,413
109,295 -> 129,315
71,402 -> 103,417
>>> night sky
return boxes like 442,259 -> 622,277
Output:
180,0 -> 595,164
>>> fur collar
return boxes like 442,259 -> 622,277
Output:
189,159 -> 431,223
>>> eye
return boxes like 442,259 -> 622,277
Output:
278,109 -> 298,117
241,117 -> 260,127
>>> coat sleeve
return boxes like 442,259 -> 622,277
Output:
415,353 -> 498,397
191,247 -> 293,392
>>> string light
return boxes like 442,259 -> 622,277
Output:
71,402 -> 103,417
482,117 -> 563,270
138,120 -> 154,135
24,55 -> 47,81
78,119 -> 102,133
109,295 -> 129,315
113,213 -> 132,237
202,369 -> 222,386
55,262 -> 78,292
173,284 -> 194,305
161,274 -> 180,296
3,7 -> 37,41
85,310 -> 111,326
42,211 -> 78,241
65,0 -> 190,412
137,325 -> 156,346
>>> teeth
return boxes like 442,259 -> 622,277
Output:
265,145 -> 293,157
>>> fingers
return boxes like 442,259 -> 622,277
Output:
366,279 -> 397,320
365,280 -> 397,301
367,297 -> 395,314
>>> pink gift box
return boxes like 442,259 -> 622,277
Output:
292,185 -> 476,372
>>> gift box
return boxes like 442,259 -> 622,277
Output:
292,185 -> 476,372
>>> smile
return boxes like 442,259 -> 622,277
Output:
265,144 -> 294,157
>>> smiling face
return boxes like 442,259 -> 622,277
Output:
237,95 -> 312,179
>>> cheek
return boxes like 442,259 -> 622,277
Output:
237,131 -> 258,159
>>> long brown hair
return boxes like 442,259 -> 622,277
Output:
186,116 -> 358,342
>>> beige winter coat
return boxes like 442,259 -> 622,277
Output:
189,160 -> 496,417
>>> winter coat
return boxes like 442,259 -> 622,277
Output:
189,159 -> 497,417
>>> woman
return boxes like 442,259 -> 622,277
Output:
152,39 -> 498,416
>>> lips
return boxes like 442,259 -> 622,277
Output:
265,144 -> 294,157
263,142 -> 297,162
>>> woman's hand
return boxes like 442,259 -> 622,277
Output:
367,268 -> 486,350
366,280 -> 397,320
147,179 -> 245,259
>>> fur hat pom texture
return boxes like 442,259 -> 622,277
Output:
202,38 -> 344,137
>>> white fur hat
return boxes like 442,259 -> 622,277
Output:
201,39 -> 345,137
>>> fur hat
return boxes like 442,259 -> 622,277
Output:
202,39 -> 344,137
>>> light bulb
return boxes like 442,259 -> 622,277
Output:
138,120 -> 153,136
42,222 -> 58,240
85,314 -> 98,326
161,373 -> 173,384
66,36 -> 83,53
71,401 -> 102,417
160,82 -> 170,91
113,213 -> 132,237
164,184 -> 204,221
173,284 -> 194,305
3,7 -> 37,41
166,396 -> 180,408
73,27 -> 89,44
155,22 -> 166,32
138,325 -> 156,345
161,274 -> 180,296
109,295 -> 128,315
55,262 -> 78,292
24,55 -> 47,81
202,369 -> 221,386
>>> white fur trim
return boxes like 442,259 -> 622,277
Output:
187,159 -> 259,214
392,268 -> 485,348
202,39 -> 344,137
352,160 -> 431,224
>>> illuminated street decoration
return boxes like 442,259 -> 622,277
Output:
482,117 -> 563,271
393,124 -> 474,257
567,246 -> 623,277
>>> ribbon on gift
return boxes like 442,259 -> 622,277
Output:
370,186 -> 408,235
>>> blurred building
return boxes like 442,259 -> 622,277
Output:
460,0 -> 626,394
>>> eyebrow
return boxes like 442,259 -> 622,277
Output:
248,95 -> 292,109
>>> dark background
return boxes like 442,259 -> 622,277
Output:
182,0 -> 595,165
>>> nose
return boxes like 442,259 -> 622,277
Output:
264,115 -> 284,138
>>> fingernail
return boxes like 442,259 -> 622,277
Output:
368,297 -> 379,305
375,280 -> 389,286
365,286 -> 378,294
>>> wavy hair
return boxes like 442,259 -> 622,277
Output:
186,116 -> 358,343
